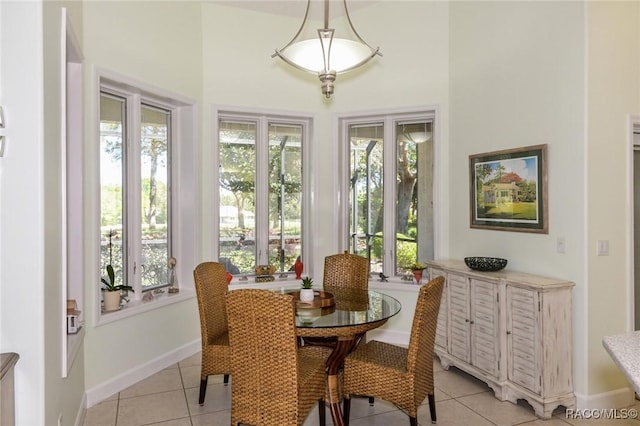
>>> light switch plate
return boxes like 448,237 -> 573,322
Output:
597,240 -> 610,256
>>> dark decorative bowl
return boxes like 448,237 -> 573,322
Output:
464,257 -> 507,272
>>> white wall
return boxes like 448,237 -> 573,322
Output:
82,0 -> 204,393
586,1 -> 640,397
0,2 -> 47,425
449,0 -> 589,399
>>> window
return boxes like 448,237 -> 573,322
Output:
99,85 -> 175,297
339,110 -> 437,281
216,112 -> 310,277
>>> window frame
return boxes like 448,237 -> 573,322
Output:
337,107 -> 442,284
213,108 -> 315,282
95,70 -> 198,325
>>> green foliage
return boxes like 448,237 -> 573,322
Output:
369,232 -> 417,271
301,276 -> 313,289
101,264 -> 135,293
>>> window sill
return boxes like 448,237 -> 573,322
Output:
96,288 -> 195,326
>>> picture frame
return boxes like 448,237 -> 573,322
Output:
469,144 -> 548,234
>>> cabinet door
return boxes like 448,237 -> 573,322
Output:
506,286 -> 540,394
470,279 -> 501,377
448,273 -> 471,363
430,268 -> 448,350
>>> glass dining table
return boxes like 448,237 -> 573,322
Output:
289,287 -> 402,426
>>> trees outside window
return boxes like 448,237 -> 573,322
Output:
217,113 -> 308,276
340,111 -> 436,280
100,89 -> 173,294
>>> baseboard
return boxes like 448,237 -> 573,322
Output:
85,339 -> 200,408
74,393 -> 87,426
575,387 -> 635,410
366,328 -> 409,347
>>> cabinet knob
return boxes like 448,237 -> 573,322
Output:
465,319 -> 470,323
506,331 -> 511,335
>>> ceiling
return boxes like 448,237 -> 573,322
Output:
211,0 -> 378,18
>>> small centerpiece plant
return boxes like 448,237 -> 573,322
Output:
301,276 -> 314,289
300,276 -> 315,302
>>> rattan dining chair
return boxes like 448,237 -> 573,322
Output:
193,261 -> 231,406
226,289 -> 327,426
342,276 -> 445,426
300,251 -> 370,350
323,251 -> 370,291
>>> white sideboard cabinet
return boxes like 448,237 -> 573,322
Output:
427,259 -> 575,418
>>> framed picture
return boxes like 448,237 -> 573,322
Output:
469,144 -> 548,234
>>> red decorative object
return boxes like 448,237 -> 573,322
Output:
226,271 -> 233,285
412,270 -> 422,285
294,258 -> 304,279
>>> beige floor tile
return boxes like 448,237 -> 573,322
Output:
457,391 -> 538,425
344,395 -> 401,420
184,383 -> 231,417
83,400 -> 117,426
141,418 -> 192,426
178,364 -> 229,390
190,410 -> 231,426
434,366 -> 493,398
177,364 -> 201,389
119,368 -> 183,399
116,390 -> 189,426
520,419 -> 573,426
178,352 -> 201,368
417,398 -> 496,426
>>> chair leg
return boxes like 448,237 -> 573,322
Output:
198,377 -> 208,405
410,416 -> 417,426
223,374 -> 229,385
369,396 -> 375,406
318,399 -> 326,426
428,393 -> 436,423
343,397 -> 351,426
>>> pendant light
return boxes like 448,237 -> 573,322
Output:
273,0 -> 381,98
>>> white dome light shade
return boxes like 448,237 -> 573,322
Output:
273,0 -> 381,98
278,37 -> 377,74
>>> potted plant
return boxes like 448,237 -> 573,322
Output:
410,262 -> 425,285
101,264 -> 134,311
300,276 -> 315,302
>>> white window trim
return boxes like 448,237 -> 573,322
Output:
335,106 -> 444,285
212,106 -> 317,281
94,68 -> 199,326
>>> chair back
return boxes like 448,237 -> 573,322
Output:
226,289 -> 301,425
323,251 -> 370,291
193,262 -> 229,345
406,276 -> 445,380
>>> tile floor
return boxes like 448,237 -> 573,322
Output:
83,352 -> 640,426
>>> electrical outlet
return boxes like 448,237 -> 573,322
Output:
557,237 -> 566,254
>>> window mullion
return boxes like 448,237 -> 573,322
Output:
255,118 -> 270,265
382,118 -> 397,277
128,94 -> 142,296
